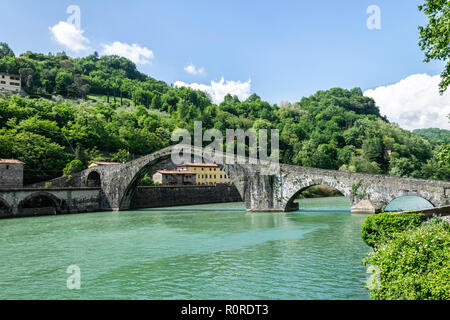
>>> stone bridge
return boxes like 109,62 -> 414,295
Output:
0,188 -> 102,217
20,145 -> 450,214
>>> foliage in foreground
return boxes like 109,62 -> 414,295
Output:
364,218 -> 450,300
418,0 -> 450,93
361,213 -> 426,248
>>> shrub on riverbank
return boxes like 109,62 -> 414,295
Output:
361,213 -> 426,248
364,218 -> 450,300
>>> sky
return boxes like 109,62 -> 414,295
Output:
0,0 -> 449,130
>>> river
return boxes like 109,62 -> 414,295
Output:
0,197 -> 372,300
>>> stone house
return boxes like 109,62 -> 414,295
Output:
0,159 -> 24,188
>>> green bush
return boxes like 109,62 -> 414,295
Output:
364,218 -> 450,300
63,159 -> 85,176
361,213 -> 426,248
138,174 -> 155,186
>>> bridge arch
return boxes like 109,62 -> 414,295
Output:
86,170 -> 102,187
118,152 -> 174,210
18,192 -> 65,216
383,194 -> 436,212
284,181 -> 353,212
116,146 -> 245,210
0,197 -> 12,216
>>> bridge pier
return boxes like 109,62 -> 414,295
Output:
350,200 -> 380,214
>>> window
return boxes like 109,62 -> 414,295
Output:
214,175 -> 216,178
6,165 -> 9,170
220,175 -> 222,179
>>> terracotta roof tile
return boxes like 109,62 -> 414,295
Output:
91,161 -> 121,165
0,159 -> 24,164
156,170 -> 195,175
176,163 -> 219,168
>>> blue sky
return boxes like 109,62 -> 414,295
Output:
1,0 -> 449,129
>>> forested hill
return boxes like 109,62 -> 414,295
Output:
413,128 -> 450,146
0,43 -> 449,184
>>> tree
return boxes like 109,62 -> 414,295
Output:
74,75 -> 90,99
110,149 -> 130,163
418,0 -> 450,93
19,67 -> 35,91
0,42 -> 14,58
437,144 -> 450,166
55,71 -> 73,96
11,132 -> 70,183
63,159 -> 85,176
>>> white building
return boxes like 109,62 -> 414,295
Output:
0,73 -> 21,93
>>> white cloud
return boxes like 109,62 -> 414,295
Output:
49,21 -> 90,52
364,74 -> 450,131
173,77 -> 252,104
101,41 -> 154,64
184,64 -> 205,75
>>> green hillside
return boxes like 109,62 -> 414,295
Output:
0,43 -> 449,184
413,128 -> 450,146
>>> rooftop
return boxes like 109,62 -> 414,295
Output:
156,170 -> 195,175
176,163 -> 219,168
0,159 -> 24,164
0,72 -> 20,77
90,161 -> 121,166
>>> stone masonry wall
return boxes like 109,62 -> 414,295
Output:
131,184 -> 242,209
0,163 -> 23,188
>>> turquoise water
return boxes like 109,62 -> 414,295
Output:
0,197 -> 371,300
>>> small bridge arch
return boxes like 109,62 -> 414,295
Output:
285,181 -> 353,212
86,170 -> 102,187
18,191 -> 65,216
383,193 -> 436,212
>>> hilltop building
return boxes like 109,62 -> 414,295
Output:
0,73 -> 21,93
176,163 -> 231,185
0,159 -> 24,188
